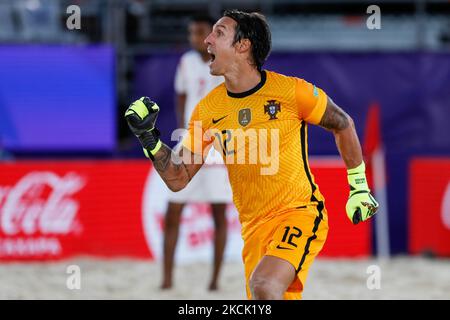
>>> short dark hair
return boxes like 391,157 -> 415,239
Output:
223,9 -> 271,71
189,14 -> 216,27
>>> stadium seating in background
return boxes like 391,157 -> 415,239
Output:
0,2 -> 16,42
270,15 -> 450,50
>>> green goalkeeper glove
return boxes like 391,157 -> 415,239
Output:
345,161 -> 379,224
124,97 -> 162,160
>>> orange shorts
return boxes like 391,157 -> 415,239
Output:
242,206 -> 329,300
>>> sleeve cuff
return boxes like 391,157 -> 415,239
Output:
304,88 -> 327,125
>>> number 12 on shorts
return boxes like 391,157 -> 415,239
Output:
278,226 -> 302,249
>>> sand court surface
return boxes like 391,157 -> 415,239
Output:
0,256 -> 449,299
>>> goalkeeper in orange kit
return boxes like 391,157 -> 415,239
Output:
125,10 -> 378,300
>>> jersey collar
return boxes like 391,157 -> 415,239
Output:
227,70 -> 267,98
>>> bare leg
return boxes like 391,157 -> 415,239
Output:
160,202 -> 184,289
249,256 -> 296,300
209,203 -> 228,291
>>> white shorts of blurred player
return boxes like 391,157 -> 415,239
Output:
167,163 -> 232,203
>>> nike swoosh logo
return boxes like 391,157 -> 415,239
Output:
212,115 -> 228,124
276,245 -> 293,250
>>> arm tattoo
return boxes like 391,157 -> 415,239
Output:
152,144 -> 172,172
319,100 -> 350,131
152,143 -> 192,182
182,162 -> 192,182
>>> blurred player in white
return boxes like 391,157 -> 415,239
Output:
160,15 -> 233,291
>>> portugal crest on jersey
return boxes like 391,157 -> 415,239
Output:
264,100 -> 281,120
238,108 -> 252,127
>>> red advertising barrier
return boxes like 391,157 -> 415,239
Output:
0,159 -> 371,261
310,158 -> 371,257
0,161 -> 152,261
410,158 -> 450,256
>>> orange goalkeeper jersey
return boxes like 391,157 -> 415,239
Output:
182,70 -> 328,239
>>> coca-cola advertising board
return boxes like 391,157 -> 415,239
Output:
0,159 -> 370,261
0,161 -> 244,262
0,161 -> 151,260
